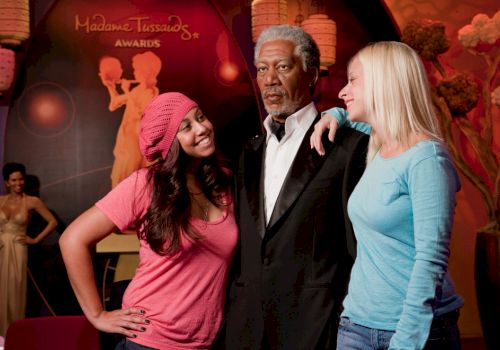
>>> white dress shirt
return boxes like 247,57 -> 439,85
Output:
263,102 -> 318,224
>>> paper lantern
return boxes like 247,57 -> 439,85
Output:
0,47 -> 15,94
301,14 -> 336,71
0,0 -> 30,46
251,0 -> 288,43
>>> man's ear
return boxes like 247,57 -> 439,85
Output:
309,67 -> 319,87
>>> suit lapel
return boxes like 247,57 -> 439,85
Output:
267,114 -> 334,230
243,135 -> 267,237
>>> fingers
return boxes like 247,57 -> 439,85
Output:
310,116 -> 333,156
93,308 -> 150,338
125,307 -> 146,316
121,308 -> 150,326
15,236 -> 27,245
309,132 -> 319,155
314,130 -> 325,156
117,316 -> 149,337
119,308 -> 150,338
328,119 -> 339,142
19,236 -> 36,245
310,127 -> 325,156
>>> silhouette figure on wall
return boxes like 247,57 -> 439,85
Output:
99,52 -> 162,188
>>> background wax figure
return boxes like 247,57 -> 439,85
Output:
0,162 -> 57,336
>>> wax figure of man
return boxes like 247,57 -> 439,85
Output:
224,25 -> 369,349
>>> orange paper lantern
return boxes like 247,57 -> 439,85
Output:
0,47 -> 15,94
301,14 -> 336,71
0,0 -> 30,46
251,0 -> 288,43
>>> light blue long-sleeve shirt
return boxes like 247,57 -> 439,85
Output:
321,107 -> 372,135
324,107 -> 464,349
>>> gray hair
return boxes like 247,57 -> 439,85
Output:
254,25 -> 320,72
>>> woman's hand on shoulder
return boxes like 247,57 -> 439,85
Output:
310,113 -> 339,156
90,307 -> 150,338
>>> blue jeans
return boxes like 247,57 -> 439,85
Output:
337,317 -> 393,350
115,338 -> 157,350
337,310 -> 461,350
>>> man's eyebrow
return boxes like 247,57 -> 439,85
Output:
256,57 -> 292,63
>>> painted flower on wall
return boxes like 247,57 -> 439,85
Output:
458,12 -> 500,52
436,75 -> 480,116
493,86 -> 500,107
402,10 -> 500,234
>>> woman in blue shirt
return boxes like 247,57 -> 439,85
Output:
311,41 -> 463,350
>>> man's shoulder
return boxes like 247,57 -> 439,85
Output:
236,133 -> 265,167
244,133 -> 266,151
331,126 -> 369,148
336,125 -> 368,139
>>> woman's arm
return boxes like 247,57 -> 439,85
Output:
106,84 -> 128,111
59,206 -> 148,337
389,154 -> 459,349
310,107 -> 371,155
22,196 -> 57,245
100,79 -> 128,112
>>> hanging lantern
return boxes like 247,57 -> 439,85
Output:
301,14 -> 336,72
251,0 -> 288,43
0,0 -> 30,46
0,47 -> 15,94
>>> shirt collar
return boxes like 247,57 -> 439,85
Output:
263,102 -> 317,141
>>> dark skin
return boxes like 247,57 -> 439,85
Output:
255,39 -> 318,123
1,171 -> 57,245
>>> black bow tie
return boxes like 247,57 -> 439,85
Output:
270,119 -> 286,141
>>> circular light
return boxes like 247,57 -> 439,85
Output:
17,82 -> 75,137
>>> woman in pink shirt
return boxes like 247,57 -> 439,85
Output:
60,92 -> 238,349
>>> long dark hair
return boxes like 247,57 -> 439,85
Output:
138,139 -> 232,255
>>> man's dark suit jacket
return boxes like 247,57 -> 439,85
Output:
224,114 -> 368,349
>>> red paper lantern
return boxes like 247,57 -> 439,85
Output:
301,14 -> 337,72
0,0 -> 30,46
0,47 -> 15,94
251,0 -> 288,43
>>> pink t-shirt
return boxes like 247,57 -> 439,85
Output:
96,169 -> 238,349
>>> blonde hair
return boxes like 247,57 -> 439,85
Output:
353,41 -> 441,162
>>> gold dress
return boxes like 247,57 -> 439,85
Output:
0,195 -> 28,336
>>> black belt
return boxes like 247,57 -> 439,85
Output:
432,309 -> 460,328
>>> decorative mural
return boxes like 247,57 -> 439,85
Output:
98,52 -> 161,188
3,0 -> 261,225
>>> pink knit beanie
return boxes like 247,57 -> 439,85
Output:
139,92 -> 198,161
